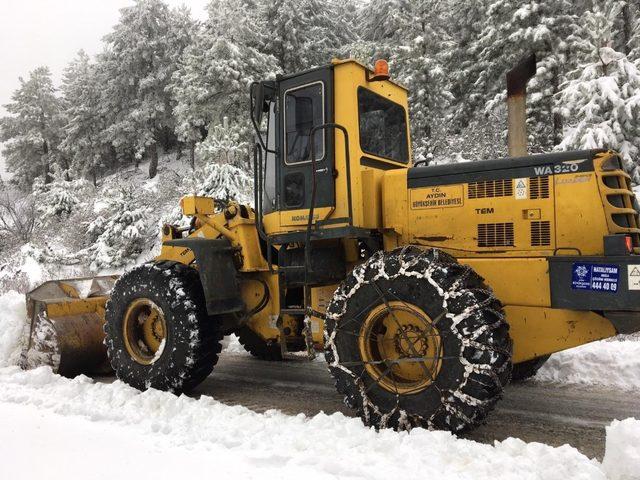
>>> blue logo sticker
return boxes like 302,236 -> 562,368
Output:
571,263 -> 619,292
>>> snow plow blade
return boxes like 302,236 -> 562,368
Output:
20,276 -> 118,377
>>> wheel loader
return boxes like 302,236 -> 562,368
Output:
20,55 -> 640,433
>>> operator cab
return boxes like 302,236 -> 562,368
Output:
251,59 -> 412,247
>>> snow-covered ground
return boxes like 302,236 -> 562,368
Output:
1,292 -> 640,479
536,336 -> 640,391
0,366 -> 637,480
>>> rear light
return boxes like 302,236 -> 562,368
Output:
625,235 -> 633,253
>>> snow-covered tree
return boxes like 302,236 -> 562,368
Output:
470,1 -> 583,151
99,0 -> 195,178
196,121 -> 252,167
171,3 -> 277,168
0,67 -> 65,187
259,0 -> 353,73
59,51 -> 110,185
32,166 -> 91,218
87,187 -> 150,269
558,2 -> 640,182
390,1 -> 455,161
184,162 -> 254,205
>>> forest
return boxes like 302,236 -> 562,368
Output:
2,0 -> 640,186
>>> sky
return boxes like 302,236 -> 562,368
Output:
0,0 -> 209,173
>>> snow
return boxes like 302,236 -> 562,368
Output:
0,291 -> 27,367
151,338 -> 166,364
536,337 -> 640,391
0,366 -> 618,480
0,291 -> 639,478
221,333 -> 245,354
17,245 -> 45,287
602,418 -> 640,480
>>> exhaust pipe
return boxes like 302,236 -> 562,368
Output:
506,54 -> 537,157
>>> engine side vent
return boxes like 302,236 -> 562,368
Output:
530,176 -> 550,199
468,179 -> 513,199
531,221 -> 551,247
478,223 -> 515,247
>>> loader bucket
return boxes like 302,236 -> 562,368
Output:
20,276 -> 118,377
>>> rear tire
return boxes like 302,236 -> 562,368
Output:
325,246 -> 512,433
104,261 -> 222,393
511,355 -> 550,382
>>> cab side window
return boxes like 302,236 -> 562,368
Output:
284,82 -> 325,164
358,87 -> 409,164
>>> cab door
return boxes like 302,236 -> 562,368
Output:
278,68 -> 335,224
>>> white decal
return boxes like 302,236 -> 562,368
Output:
515,178 -> 528,200
628,265 -> 640,290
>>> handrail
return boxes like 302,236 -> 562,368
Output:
305,123 -> 352,275
252,144 -> 267,242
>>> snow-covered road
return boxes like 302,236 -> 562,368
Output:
191,351 -> 639,460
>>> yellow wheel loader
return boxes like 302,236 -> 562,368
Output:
21,55 -> 640,433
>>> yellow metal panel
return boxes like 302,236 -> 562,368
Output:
229,219 -> 269,272
407,178 -> 556,256
361,169 -> 382,228
279,206 -> 335,228
554,170 -> 608,255
382,170 -> 408,236
181,196 -> 216,216
507,305 -> 616,362
462,258 -> 551,307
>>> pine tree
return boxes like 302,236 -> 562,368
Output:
259,0 -> 353,73
87,187 -> 150,269
470,1 -> 583,151
60,51 -> 110,185
171,0 -> 278,168
0,67 -> 65,187
32,165 -> 91,218
99,0 -> 195,178
391,0 -> 455,161
558,1 -> 640,182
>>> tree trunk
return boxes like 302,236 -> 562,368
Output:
190,142 -> 196,171
176,142 -> 183,161
148,143 -> 159,179
42,141 -> 51,184
621,4 -> 633,55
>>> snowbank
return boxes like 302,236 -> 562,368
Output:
0,291 -> 27,367
0,366 -> 609,480
536,338 -> 640,391
602,418 -> 640,480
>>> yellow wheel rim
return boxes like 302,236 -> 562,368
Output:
122,298 -> 167,365
358,301 -> 442,395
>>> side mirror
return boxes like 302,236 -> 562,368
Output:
252,82 -> 266,125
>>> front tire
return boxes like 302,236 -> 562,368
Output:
104,261 -> 222,393
325,246 -> 512,433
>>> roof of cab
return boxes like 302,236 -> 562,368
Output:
274,58 -> 408,92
